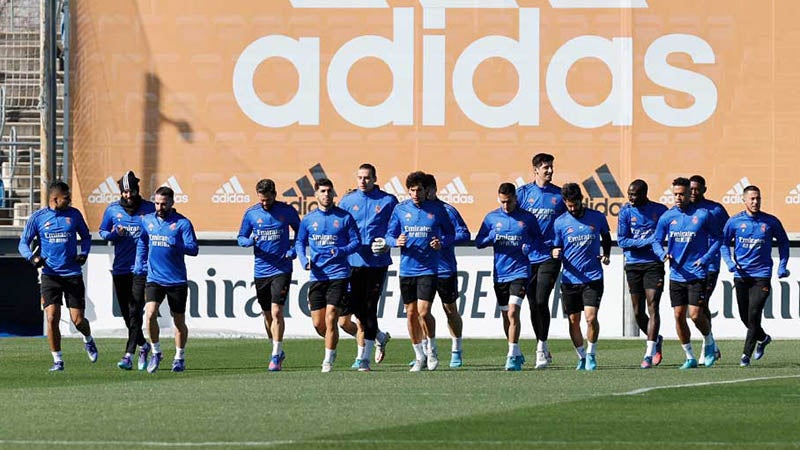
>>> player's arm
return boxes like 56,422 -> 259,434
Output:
74,212 -> 91,265
18,214 -> 41,265
385,210 -> 401,247
474,216 -> 494,249
340,213 -> 361,256
295,221 -> 310,269
616,208 -> 647,249
181,220 -> 199,257
98,208 -> 120,241
550,222 -> 563,260
773,216 -> 791,278
719,219 -> 738,272
135,225 -> 149,274
651,216 -> 668,261
436,207 -> 456,249
698,213 -> 722,266
449,206 -> 471,245
236,211 -> 255,248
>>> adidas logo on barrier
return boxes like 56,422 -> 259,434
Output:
156,176 -> 190,203
383,176 -> 410,202
438,177 -> 474,204
212,176 -> 251,204
659,188 -> 675,206
722,177 -> 750,205
282,163 -> 336,215
785,184 -> 800,205
87,176 -> 121,204
581,164 -> 624,216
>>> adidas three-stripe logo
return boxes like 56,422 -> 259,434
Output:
582,164 -> 623,199
87,176 -> 121,204
383,176 -> 410,201
785,184 -> 800,205
283,163 -> 337,197
212,176 -> 251,204
722,177 -> 750,205
157,176 -> 190,203
438,177 -> 474,204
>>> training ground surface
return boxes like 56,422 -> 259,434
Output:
1,338 -> 798,449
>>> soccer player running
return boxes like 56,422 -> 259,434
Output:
237,179 -> 300,371
652,177 -> 721,369
98,171 -> 155,371
516,153 -> 566,369
19,181 -> 95,371
295,178 -> 360,373
337,164 -> 397,371
137,186 -> 199,373
719,185 -> 790,367
617,180 -> 668,368
386,171 -> 455,372
423,173 -> 471,368
475,183 -> 541,371
551,183 -> 611,371
689,175 -> 728,363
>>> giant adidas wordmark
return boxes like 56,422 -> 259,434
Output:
233,1 -> 717,129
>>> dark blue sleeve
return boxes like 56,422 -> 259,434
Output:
474,216 -> 493,249
76,212 -> 91,255
437,206 -> 456,248
651,215 -> 668,261
295,221 -> 310,268
99,207 -> 119,242
772,216 -> 790,273
448,206 -> 470,244
386,208 -> 401,247
181,219 -> 199,256
720,218 -> 736,270
237,210 -> 254,248
340,213 -> 361,256
18,213 -> 37,260
135,223 -> 149,274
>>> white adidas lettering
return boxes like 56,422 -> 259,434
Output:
212,176 -> 251,204
785,184 -> 800,205
157,176 -> 190,204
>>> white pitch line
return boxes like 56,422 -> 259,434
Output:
614,374 -> 800,396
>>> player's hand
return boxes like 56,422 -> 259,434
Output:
30,255 -> 46,268
396,234 -> 407,247
430,236 -> 441,250
371,238 -> 388,254
330,248 -> 338,257
778,268 -> 791,278
116,225 -> 128,236
692,258 -> 704,268
664,254 -> 672,262
727,262 -> 741,273
305,262 -> 311,270
599,255 -> 610,265
75,254 -> 87,266
521,243 -> 530,255
551,248 -> 562,260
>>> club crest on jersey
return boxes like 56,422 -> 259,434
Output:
257,218 -> 263,224
65,217 -> 71,224
518,221 -> 525,228
353,205 -> 360,211
761,224 -> 766,232
567,227 -> 574,234
312,221 -> 319,230
333,219 -> 340,228
692,216 -> 698,224
589,225 -> 595,231
551,198 -> 558,205
148,223 -> 154,230
375,205 -> 381,213
495,222 -> 503,229
631,216 -> 638,223
671,220 -> 678,225
404,213 -> 412,221
44,221 -> 51,228
116,213 -> 123,218
170,223 -> 177,230
427,213 -> 434,219
740,223 -> 747,229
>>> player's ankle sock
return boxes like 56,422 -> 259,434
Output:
124,352 -> 133,359
508,343 -> 520,357
152,342 -> 162,354
363,340 -> 375,362
575,346 -> 586,359
428,337 -> 437,353
376,330 -> 387,344
682,343 -> 695,360
175,348 -> 185,359
587,341 -> 597,355
324,348 -> 336,364
82,335 -> 94,344
52,351 -> 63,363
413,343 -> 425,360
272,341 -> 283,357
356,345 -> 365,360
645,340 -> 655,358
452,337 -> 462,353
703,332 -> 715,347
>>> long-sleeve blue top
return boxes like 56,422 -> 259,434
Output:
651,204 -> 722,282
720,211 -> 790,279
386,199 -> 455,277
516,182 -> 566,264
135,210 -> 199,286
337,188 -> 398,268
475,207 -> 541,283
617,200 -> 668,265
295,207 -> 360,281
434,199 -> 470,277
693,198 -> 729,272
99,200 -> 156,275
19,206 -> 91,277
237,201 -> 300,278
553,208 -> 610,284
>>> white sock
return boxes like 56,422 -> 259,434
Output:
363,340 -> 375,362
422,339 -> 430,355
124,352 -> 133,359
272,341 -> 283,357
537,340 -> 545,352
682,343 -> 695,360
52,351 -> 63,363
645,340 -> 655,358
428,337 -> 437,353
152,342 -> 162,354
507,343 -> 520,357
587,341 -> 597,355
175,347 -> 185,359
376,330 -> 387,344
703,332 -> 715,347
413,343 -> 426,360
324,348 -> 336,364
82,335 -> 93,344
575,346 -> 586,359
356,345 -> 365,360
452,337 -> 462,353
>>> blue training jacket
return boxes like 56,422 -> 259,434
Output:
19,206 -> 91,277
693,198 -> 729,273
553,208 -> 610,284
617,200 -> 668,265
475,206 -> 541,283
295,206 -> 360,281
435,199 -> 470,277
386,199 -> 455,277
135,210 -> 199,286
99,200 -> 156,275
516,182 -> 566,264
237,201 -> 301,278
651,204 -> 722,282
337,188 -> 398,268
721,211 -> 790,279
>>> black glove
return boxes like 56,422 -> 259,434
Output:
75,254 -> 87,266
30,256 -> 46,268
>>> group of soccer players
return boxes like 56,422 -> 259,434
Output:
18,155 -> 791,373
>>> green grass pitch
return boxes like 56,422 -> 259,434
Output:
1,337 -> 799,449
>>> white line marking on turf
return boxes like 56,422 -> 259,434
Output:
614,374 -> 800,396
0,441 -> 295,448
